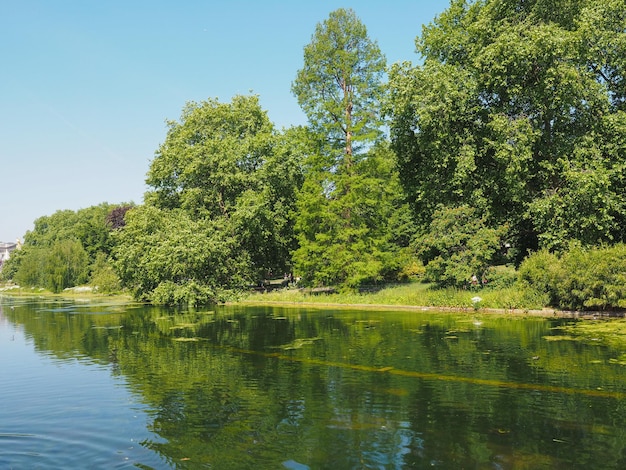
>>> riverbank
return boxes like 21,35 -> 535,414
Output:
237,281 -> 626,319
0,284 -> 133,303
3,281 -> 623,320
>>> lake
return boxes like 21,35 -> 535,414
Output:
1,296 -> 626,469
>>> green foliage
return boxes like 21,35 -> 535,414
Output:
292,8 -> 386,157
46,239 -> 89,293
417,205 -> 507,288
519,244 -> 626,310
389,0 -> 626,258
142,95 -> 303,290
25,203 -> 125,259
13,239 -> 89,293
150,280 -> 218,307
482,264 -> 518,290
0,249 -> 21,282
89,252 -> 121,294
292,10 -> 412,289
113,206 -> 249,304
293,142 -> 412,288
5,203 -> 130,291
12,247 -> 47,288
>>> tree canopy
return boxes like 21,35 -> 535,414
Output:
388,0 -> 626,259
290,8 -> 414,288
292,8 -> 386,161
6,2 -> 626,304
114,95 -> 304,303
2,203 -> 129,292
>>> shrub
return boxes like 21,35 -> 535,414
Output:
417,205 -> 508,288
151,280 -> 218,306
483,265 -> 518,290
89,253 -> 121,294
519,244 -> 626,311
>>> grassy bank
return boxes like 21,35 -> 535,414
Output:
0,284 -> 133,303
238,281 -> 551,312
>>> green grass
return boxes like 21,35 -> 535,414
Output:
238,281 -> 550,311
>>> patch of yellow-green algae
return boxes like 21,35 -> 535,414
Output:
549,318 -> 626,349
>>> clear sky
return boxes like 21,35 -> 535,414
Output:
1,0 -> 450,243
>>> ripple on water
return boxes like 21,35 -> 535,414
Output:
0,327 -> 167,469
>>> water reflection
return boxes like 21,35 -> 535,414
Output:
2,298 -> 626,468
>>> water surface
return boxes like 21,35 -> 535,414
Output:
1,297 -> 626,469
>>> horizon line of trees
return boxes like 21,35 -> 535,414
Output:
3,0 -> 626,309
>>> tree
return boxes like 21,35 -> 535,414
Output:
388,0 -> 626,258
112,206 -> 248,303
291,9 -> 409,287
12,239 -> 89,293
118,95 -> 304,303
46,239 -> 89,293
417,205 -> 507,288
5,203 -> 129,290
106,205 -> 134,230
292,8 -> 386,162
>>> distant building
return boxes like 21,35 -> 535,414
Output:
0,240 -> 20,269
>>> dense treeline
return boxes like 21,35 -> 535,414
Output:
1,203 -> 132,293
3,0 -> 626,309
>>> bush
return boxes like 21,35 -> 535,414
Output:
417,205 -> 508,288
483,265 -> 518,290
519,244 -> 626,311
89,253 -> 121,294
151,280 -> 218,306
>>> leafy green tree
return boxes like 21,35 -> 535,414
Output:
113,206 -> 250,304
291,9 -> 409,287
12,239 -> 88,293
23,204 -> 122,259
417,205 -> 507,288
46,239 -> 89,293
294,142 -> 414,287
5,203 -> 130,290
11,247 -> 46,287
118,96 -> 304,303
389,0 -> 626,258
519,243 -> 626,310
292,8 -> 386,161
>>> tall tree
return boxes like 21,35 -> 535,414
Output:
291,9 -> 408,288
389,0 -> 626,258
292,8 -> 386,163
117,95 -> 304,303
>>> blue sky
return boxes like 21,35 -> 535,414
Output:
1,0 -> 450,242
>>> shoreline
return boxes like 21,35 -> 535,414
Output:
233,299 -> 620,319
4,286 -> 624,320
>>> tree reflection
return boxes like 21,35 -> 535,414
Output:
4,300 -> 626,468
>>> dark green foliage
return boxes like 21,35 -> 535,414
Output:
519,244 -> 626,310
389,0 -> 626,258
5,203 -> 129,291
293,142 -> 412,288
417,205 -> 507,288
139,95 -> 303,300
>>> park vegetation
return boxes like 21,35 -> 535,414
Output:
3,0 -> 626,311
